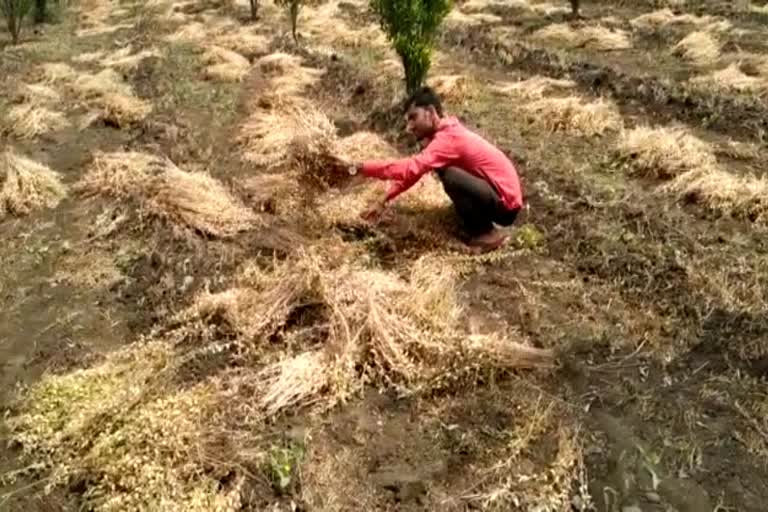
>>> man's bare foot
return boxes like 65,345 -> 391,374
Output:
466,229 -> 508,253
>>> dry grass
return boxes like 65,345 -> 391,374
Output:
91,93 -> 153,127
663,167 -> 768,221
523,96 -> 622,137
165,17 -> 237,44
5,341 -> 245,512
202,46 -> 250,68
461,0 -> 529,12
530,24 -> 632,51
203,63 -> 251,82
165,22 -> 209,43
689,63 -> 768,94
75,22 -> 133,38
445,9 -> 502,27
77,151 -> 258,237
214,30 -> 269,56
491,76 -> 576,99
6,243 -> 554,509
428,74 -> 474,103
213,250 -> 552,413
0,150 -> 67,219
39,62 -> 77,83
100,47 -> 162,72
237,99 -> 327,167
672,30 -> 721,65
630,9 -> 717,30
617,125 -> 717,179
4,103 -> 70,139
72,50 -> 106,63
202,46 -> 251,82
301,2 -> 389,49
248,52 -> 325,100
14,83 -> 61,104
72,68 -> 134,98
529,1 -> 569,15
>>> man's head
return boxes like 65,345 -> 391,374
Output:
403,87 -> 443,140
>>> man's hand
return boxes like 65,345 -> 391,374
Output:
361,197 -> 387,223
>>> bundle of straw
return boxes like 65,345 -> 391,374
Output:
1,150 -> 67,218
78,151 -> 258,237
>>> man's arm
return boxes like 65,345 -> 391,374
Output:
358,133 -> 457,202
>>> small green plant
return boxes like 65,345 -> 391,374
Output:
515,223 -> 545,250
265,440 -> 305,494
371,0 -> 452,94
1,0 -> 34,44
275,0 -> 302,43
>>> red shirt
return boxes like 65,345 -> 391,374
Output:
361,116 -> 523,210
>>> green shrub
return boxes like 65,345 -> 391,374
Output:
372,0 -> 452,94
1,0 -> 34,44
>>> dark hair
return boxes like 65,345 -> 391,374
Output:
404,86 -> 443,116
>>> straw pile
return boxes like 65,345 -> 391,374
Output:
617,125 -> 717,179
240,91 -> 398,191
6,245 -> 554,510
523,96 -> 622,136
39,62 -> 77,83
238,99 -> 331,167
5,341 -> 244,512
300,2 -> 390,49
663,167 -> 768,221
14,83 -> 61,104
429,74 -> 473,103
165,17 -> 237,44
91,93 -> 153,127
70,69 -> 152,126
689,63 -> 768,94
1,150 -> 67,219
252,52 -> 326,100
72,68 -> 133,98
76,22 -> 133,38
445,9 -> 502,27
630,9 -> 716,30
100,47 -> 162,72
183,249 -> 554,415
4,103 -> 70,139
214,30 -> 269,56
531,24 -> 632,51
461,0 -> 529,12
202,46 -> 252,82
529,1 -> 569,15
672,30 -> 721,65
77,151 -> 258,237
492,76 -> 576,99
72,50 -> 106,63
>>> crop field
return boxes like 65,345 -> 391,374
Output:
2,0 -> 768,510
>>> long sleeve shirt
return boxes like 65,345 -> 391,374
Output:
360,116 -> 523,211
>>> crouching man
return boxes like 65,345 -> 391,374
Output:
345,86 -> 524,253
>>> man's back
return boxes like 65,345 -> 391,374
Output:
432,117 -> 523,211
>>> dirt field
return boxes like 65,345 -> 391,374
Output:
3,0 -> 768,510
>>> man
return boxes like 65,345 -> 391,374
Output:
345,86 -> 524,253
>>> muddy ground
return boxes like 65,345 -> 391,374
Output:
2,0 -> 768,510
